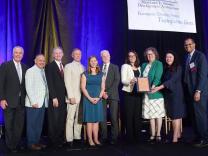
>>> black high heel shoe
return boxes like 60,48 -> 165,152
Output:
88,141 -> 96,148
155,136 -> 162,143
95,143 -> 103,147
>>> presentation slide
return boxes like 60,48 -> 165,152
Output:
127,0 -> 196,33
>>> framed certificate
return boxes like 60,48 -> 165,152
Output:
137,77 -> 150,92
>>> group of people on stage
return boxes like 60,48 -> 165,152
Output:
0,37 -> 208,153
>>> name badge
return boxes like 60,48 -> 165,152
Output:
189,62 -> 195,69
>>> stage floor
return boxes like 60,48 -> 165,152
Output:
1,138 -> 208,156
1,127 -> 208,156
0,140 -> 208,156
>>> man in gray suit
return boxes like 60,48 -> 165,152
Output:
100,50 -> 120,144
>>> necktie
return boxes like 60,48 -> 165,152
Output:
41,69 -> 48,99
184,54 -> 191,83
41,69 -> 47,85
16,63 -> 22,83
103,64 -> 107,76
60,63 -> 64,77
186,54 -> 191,66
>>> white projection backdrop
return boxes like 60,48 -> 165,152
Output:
127,0 -> 196,33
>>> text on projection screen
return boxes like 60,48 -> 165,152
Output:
127,0 -> 196,33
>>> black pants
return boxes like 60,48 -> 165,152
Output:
123,91 -> 142,142
48,99 -> 67,145
4,102 -> 25,150
100,99 -> 118,141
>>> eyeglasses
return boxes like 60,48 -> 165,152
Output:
184,43 -> 193,47
147,53 -> 154,56
128,55 -> 135,58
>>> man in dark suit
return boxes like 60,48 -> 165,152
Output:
100,50 -> 120,144
184,38 -> 208,147
0,46 -> 28,152
45,47 -> 67,148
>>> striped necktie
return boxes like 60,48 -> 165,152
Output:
103,64 -> 107,76
16,63 -> 22,83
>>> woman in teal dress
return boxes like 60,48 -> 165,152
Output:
81,56 -> 105,146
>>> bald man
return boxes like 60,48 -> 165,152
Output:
64,48 -> 85,148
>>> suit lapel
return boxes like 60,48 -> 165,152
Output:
106,64 -> 112,82
53,61 -> 63,78
148,61 -> 156,76
21,63 -> 27,84
190,51 -> 197,64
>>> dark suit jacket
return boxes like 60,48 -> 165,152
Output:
0,60 -> 28,108
45,61 -> 66,103
163,66 -> 186,118
105,63 -> 120,101
184,50 -> 208,95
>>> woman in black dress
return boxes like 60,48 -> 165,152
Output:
151,51 -> 186,143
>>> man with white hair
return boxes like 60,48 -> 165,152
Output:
64,48 -> 85,148
25,54 -> 48,150
100,50 -> 120,145
45,47 -> 67,148
0,46 -> 28,152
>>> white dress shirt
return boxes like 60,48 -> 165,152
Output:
102,62 -> 110,77
13,59 -> 22,82
55,60 -> 63,70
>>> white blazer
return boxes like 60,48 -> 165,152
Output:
25,65 -> 49,108
121,64 -> 141,92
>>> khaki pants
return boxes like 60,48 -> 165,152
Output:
66,103 -> 82,142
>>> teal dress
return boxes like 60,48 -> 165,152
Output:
83,71 -> 104,122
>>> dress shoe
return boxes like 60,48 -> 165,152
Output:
57,143 -> 64,148
29,144 -> 42,151
193,140 -> 208,148
37,144 -> 47,149
66,142 -> 73,148
18,145 -> 26,151
9,148 -> 18,153
110,140 -> 117,145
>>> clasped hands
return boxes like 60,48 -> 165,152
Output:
89,97 -> 100,104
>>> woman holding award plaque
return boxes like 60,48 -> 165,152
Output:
151,51 -> 186,143
121,50 -> 142,143
141,47 -> 166,143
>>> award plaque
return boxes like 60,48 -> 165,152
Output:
137,77 -> 150,92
